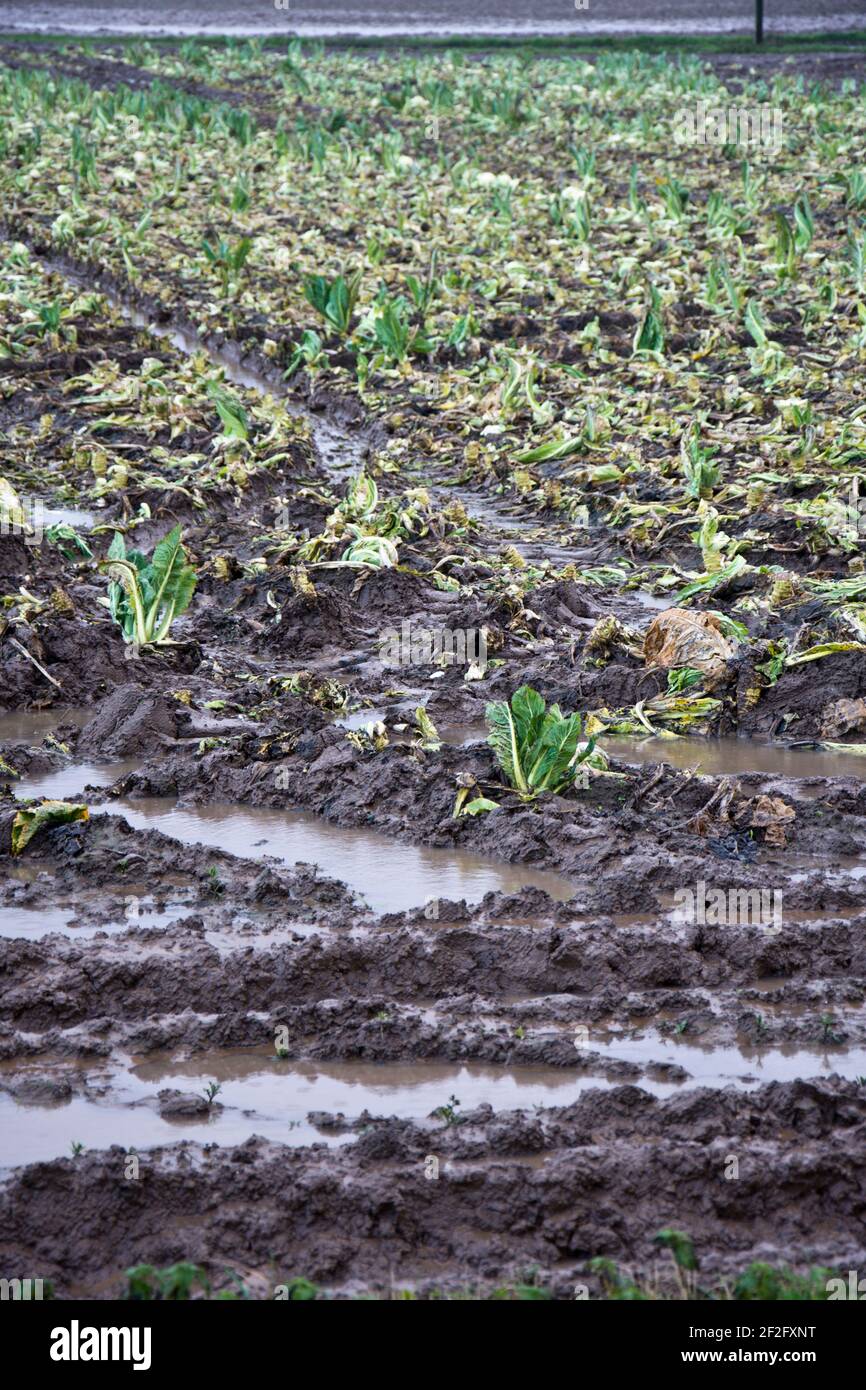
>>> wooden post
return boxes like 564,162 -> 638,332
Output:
756,0 -> 764,44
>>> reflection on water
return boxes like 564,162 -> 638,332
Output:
110,798 -> 576,911
0,707 -> 88,743
603,734 -> 866,781
13,761 -> 141,801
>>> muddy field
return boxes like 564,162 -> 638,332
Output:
1,36 -> 866,1302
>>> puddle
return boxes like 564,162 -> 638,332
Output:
602,734 -> 866,782
0,706 -> 88,743
131,1051 -> 613,1110
0,899 -> 195,941
630,589 -> 677,611
7,1030 -> 864,1169
434,722 -> 489,747
332,707 -> 389,732
787,856 -> 866,885
0,905 -> 77,939
13,760 -> 141,801
0,1054 -> 631,1169
41,505 -> 96,531
0,1088 -> 351,1169
592,1036 -> 866,1087
108,798 -> 576,912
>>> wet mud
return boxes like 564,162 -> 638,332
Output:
2,37 -> 866,1301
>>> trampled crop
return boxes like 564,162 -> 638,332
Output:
1,31 -> 865,1310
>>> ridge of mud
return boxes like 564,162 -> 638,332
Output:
1,1077 -> 862,1299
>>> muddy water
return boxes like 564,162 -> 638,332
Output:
0,1056 -> 627,1168
41,505 -> 96,531
383,720 -> 866,779
0,905 -> 77,939
592,1037 -> 866,1085
8,1030 -> 866,1168
602,734 -> 866,781
0,707 -> 88,742
131,1051 -> 621,1110
13,760 -> 141,801
0,1089 -> 351,1168
0,900 -> 195,941
109,798 -> 576,911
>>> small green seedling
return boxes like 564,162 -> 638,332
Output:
433,1094 -> 462,1126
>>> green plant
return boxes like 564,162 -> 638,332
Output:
230,173 -> 251,213
405,250 -> 439,318
793,191 -> 814,252
485,685 -> 601,800
708,254 -> 743,313
589,1257 -> 651,1300
680,420 -> 721,498
632,283 -> 665,355
70,1140 -> 85,1157
44,523 -> 93,561
284,329 -> 324,377
820,1012 -> 842,1044
201,236 -> 253,296
12,801 -> 89,855
774,210 -> 796,277
372,298 -> 420,363
207,383 -> 249,441
848,230 -> 866,293
21,298 -> 63,337
339,534 -> 400,568
666,666 -> 703,694
732,1263 -> 835,1301
206,865 -> 225,896
658,176 -> 689,220
692,505 -> 732,573
203,1081 -> 222,1106
125,1262 -> 210,1301
99,525 -> 197,645
842,169 -> 866,210
303,270 -> 362,336
276,1277 -> 319,1301
433,1094 -> 462,1125
654,1229 -> 697,1271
